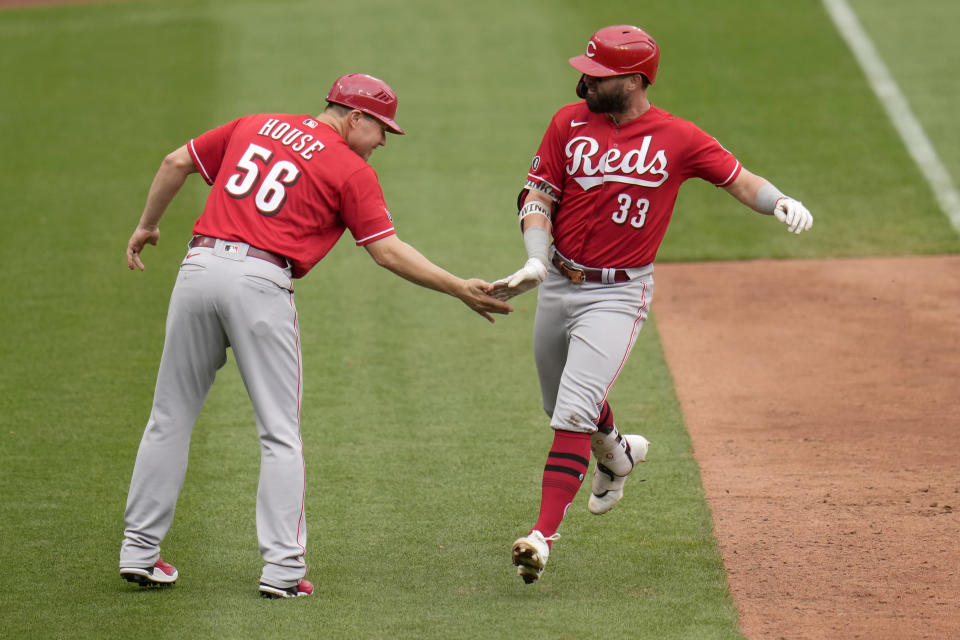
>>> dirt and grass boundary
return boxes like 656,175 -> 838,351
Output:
654,255 -> 960,639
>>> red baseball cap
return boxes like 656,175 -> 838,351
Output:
326,73 -> 404,135
569,25 -> 660,84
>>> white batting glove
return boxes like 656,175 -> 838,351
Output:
774,197 -> 813,234
490,258 -> 547,301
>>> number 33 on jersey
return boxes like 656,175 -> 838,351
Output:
524,103 -> 742,268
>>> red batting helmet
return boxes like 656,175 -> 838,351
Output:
326,73 -> 404,135
569,25 -> 660,85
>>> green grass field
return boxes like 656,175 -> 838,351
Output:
1,1 -> 957,638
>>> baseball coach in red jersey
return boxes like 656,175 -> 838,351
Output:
492,26 -> 812,584
119,73 -> 512,598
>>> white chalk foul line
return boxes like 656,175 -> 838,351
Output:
823,0 -> 960,234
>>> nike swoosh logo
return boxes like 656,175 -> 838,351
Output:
570,120 -> 588,127
185,252 -> 200,259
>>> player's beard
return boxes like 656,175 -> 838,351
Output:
585,85 -> 630,114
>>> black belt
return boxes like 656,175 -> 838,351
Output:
189,236 -> 288,268
551,253 -> 631,284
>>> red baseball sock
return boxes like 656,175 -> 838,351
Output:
532,430 -> 591,541
597,400 -> 615,429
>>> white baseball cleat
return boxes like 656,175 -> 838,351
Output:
259,579 -> 314,599
511,530 -> 560,584
588,434 -> 649,515
120,558 -> 179,586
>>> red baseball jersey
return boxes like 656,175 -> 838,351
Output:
524,102 -> 741,268
188,114 -> 396,278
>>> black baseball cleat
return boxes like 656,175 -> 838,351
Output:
259,579 -> 314,599
120,558 -> 178,586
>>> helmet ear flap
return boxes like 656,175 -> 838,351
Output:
576,75 -> 588,99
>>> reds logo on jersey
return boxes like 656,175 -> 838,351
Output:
565,135 -> 668,190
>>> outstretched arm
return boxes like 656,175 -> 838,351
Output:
364,234 -> 514,323
724,168 -> 813,234
126,144 -> 198,270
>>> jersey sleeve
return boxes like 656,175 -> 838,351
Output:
684,124 -> 742,186
187,118 -> 243,186
340,166 -> 396,245
523,112 -> 567,203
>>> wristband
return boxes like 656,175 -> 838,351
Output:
756,183 -> 786,214
522,226 -> 550,268
518,200 -> 552,224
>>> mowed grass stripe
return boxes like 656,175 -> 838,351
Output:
824,0 -> 960,231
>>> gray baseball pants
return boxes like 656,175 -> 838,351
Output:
533,259 -> 654,433
120,240 -> 307,588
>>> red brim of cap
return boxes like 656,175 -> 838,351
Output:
329,100 -> 405,134
568,54 -> 622,78
378,119 -> 404,135
374,114 -> 404,135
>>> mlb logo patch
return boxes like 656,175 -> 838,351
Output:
224,244 -> 240,255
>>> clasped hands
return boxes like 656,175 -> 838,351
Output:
490,257 -> 547,302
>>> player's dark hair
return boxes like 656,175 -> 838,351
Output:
325,102 -> 351,116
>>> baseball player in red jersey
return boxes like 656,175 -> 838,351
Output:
492,26 -> 812,583
119,73 -> 513,598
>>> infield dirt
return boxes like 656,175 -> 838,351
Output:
653,255 -> 960,640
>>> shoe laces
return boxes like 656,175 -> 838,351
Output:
532,531 -> 560,544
